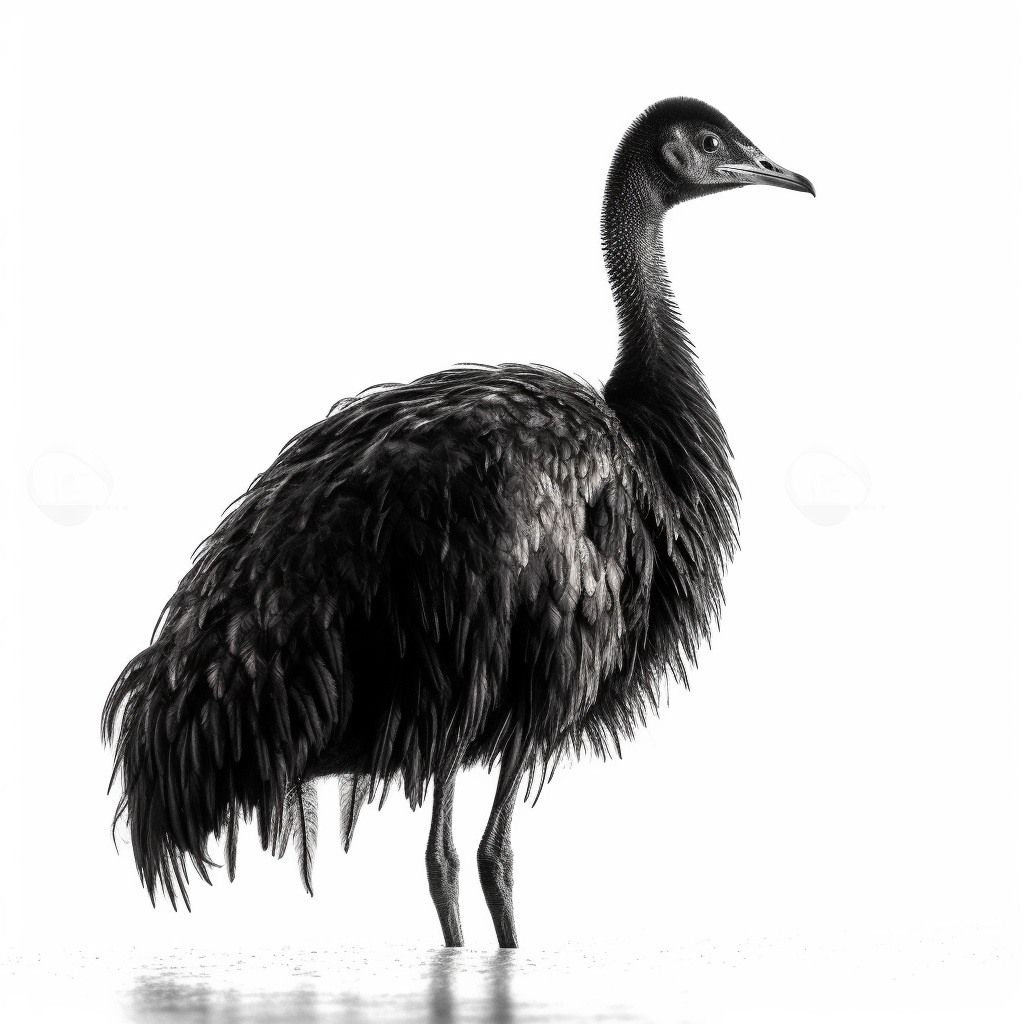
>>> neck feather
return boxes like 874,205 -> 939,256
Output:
601,163 -> 687,383
600,151 -> 738,540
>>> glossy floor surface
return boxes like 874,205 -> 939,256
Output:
1,933 -> 1019,1023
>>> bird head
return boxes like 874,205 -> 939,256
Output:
633,97 -> 815,205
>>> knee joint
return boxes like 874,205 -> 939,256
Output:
427,843 -> 459,880
477,843 -> 512,883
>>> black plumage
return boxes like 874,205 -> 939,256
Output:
103,97 -> 813,947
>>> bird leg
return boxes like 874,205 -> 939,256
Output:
426,770 -> 464,947
477,759 -> 524,948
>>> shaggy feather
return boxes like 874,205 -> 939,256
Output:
224,807 -> 239,882
338,774 -> 370,853
279,779 -> 318,895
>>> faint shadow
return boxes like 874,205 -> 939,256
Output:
131,971 -> 322,1023
486,950 -> 516,1024
127,947 -> 527,1024
130,973 -> 213,1023
428,948 -> 459,1024
427,947 -> 517,1024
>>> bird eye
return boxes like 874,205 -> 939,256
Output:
702,134 -> 720,154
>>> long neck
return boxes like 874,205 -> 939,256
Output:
601,162 -> 690,386
600,150 -> 738,541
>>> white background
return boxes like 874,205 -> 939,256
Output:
1,0 -> 1021,992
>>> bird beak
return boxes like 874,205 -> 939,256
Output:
717,158 -> 815,197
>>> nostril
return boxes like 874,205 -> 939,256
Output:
759,160 -> 777,172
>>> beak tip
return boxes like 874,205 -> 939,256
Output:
795,173 -> 816,198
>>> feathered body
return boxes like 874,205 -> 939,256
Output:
104,361 -> 736,907
104,98 -> 811,936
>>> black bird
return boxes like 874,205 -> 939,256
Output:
103,97 -> 813,948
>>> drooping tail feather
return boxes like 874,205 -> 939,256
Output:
224,806 -> 240,882
274,779 -> 319,895
338,774 -> 371,853
102,565 -> 345,908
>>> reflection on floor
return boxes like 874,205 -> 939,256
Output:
1,933 -> 1020,1023
128,949 -> 533,1024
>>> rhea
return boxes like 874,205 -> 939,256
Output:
103,98 -> 813,948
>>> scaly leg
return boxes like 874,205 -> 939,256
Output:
426,770 -> 464,947
478,759 -> 524,948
